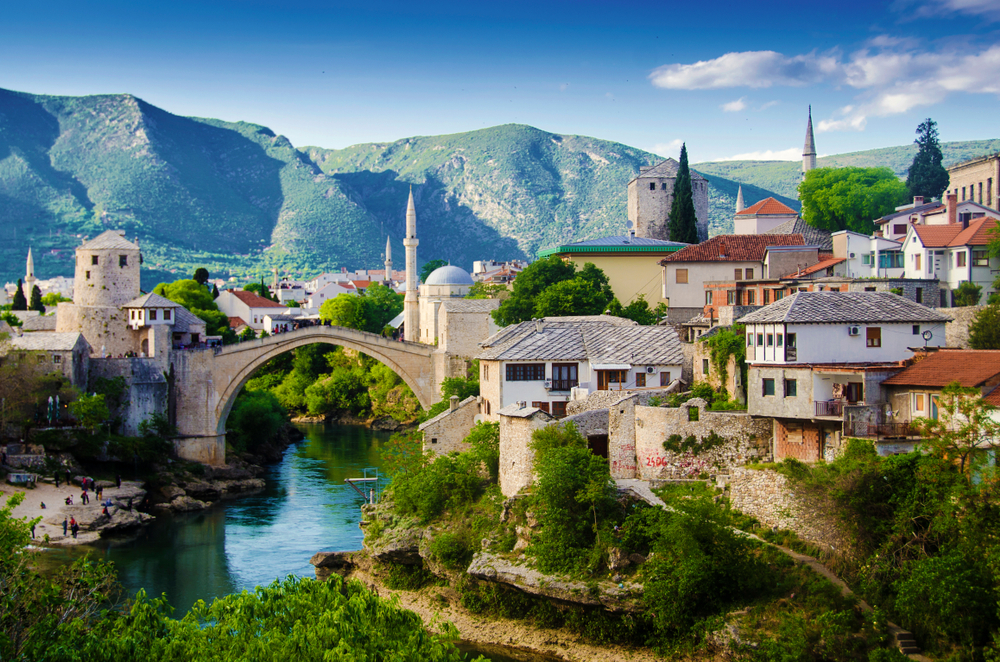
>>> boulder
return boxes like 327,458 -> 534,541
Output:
181,480 -> 222,501
158,485 -> 186,501
170,495 -> 208,512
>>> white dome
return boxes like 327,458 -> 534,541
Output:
425,265 -> 474,286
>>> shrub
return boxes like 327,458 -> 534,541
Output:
227,390 -> 286,453
392,452 -> 485,522
465,422 -> 500,482
429,530 -> 475,570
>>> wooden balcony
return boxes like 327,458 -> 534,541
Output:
815,400 -> 844,417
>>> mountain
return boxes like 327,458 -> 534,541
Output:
694,139 -> 1000,202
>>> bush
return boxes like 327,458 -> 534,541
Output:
227,390 -> 286,453
465,422 -> 500,482
429,530 -> 475,570
392,452 -> 485,523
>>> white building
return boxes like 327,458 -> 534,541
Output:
306,281 -> 357,312
901,216 -> 999,307
831,231 -> 905,279
733,198 -> 799,235
477,316 -> 684,420
215,290 -> 293,331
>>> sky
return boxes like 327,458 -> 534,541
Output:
2,0 -> 998,163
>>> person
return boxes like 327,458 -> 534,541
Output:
96,485 -> 102,500
30,522 -> 36,539
54,473 -> 60,488
116,474 -> 121,489
81,489 -> 88,505
63,517 -> 68,536
70,520 -> 79,539
102,505 -> 109,516
126,497 -> 133,512
40,502 -> 45,509
64,495 -> 73,505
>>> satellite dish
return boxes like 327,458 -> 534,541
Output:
922,330 -> 933,341
473,414 -> 485,424
626,221 -> 634,229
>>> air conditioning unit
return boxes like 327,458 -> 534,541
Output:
849,252 -> 856,258
543,379 -> 553,389
646,366 -> 657,374
848,325 -> 861,336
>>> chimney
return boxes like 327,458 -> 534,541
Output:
947,193 -> 958,225
629,229 -> 635,242
449,395 -> 459,411
534,319 -> 544,333
962,214 -> 969,230
913,196 -> 924,206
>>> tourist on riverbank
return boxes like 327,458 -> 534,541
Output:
70,517 -> 78,539
63,518 -> 68,536
81,489 -> 89,505
116,474 -> 121,489
31,522 -> 36,539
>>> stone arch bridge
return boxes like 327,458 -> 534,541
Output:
169,326 -> 460,465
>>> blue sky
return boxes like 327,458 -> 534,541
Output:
2,0 -> 998,162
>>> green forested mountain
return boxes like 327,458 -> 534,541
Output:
0,87 -> 995,289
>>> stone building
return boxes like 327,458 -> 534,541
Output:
418,265 -> 476,344
5,332 -> 91,387
947,152 -> 999,209
419,395 -> 481,455
734,198 -> 799,235
627,159 -> 709,243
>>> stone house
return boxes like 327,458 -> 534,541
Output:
4,332 -> 91,387
216,290 -> 292,330
946,152 -> 999,208
739,291 -> 951,462
477,316 -> 683,421
123,293 -> 207,355
419,395 -> 482,455
628,159 -> 709,243
437,299 -> 501,358
498,404 -> 553,497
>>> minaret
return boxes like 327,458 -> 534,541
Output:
802,105 -> 817,178
23,247 -> 37,300
735,186 -> 745,213
403,187 -> 419,340
384,235 -> 393,284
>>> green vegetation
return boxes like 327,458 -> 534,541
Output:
465,282 -> 509,300
702,325 -> 746,395
799,167 -> 910,234
11,280 -> 26,311
40,292 -> 71,307
28,285 -> 44,313
906,119 -> 949,200
668,143 -> 699,243
969,303 -> 1000,349
420,259 -> 448,282
952,281 -> 982,307
152,278 -> 230,337
318,283 -> 402,334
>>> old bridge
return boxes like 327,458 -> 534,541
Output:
169,325 -> 460,465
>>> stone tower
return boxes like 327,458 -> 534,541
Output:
403,188 -> 419,340
23,247 -> 37,301
56,230 -> 142,356
627,159 -> 709,243
802,106 -> 817,178
735,186 -> 745,213
384,235 -> 393,283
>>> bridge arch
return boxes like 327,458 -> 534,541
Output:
210,326 -> 439,437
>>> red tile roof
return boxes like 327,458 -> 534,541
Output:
660,234 -> 805,264
736,197 -> 798,216
785,256 -> 845,278
983,387 -> 1000,407
228,317 -> 247,329
882,350 -> 1000,388
912,218 -> 998,247
229,290 -> 287,309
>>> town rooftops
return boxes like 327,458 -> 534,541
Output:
912,217 -> 998,248
497,403 -> 554,419
228,290 -> 287,309
874,201 -> 944,226
630,158 -> 706,183
785,256 -> 846,278
763,217 -> 833,251
537,234 -> 689,258
478,315 -> 683,365
79,230 -> 140,251
172,307 -> 206,333
7,332 -> 88,352
736,291 -> 951,325
122,293 -> 180,309
883,349 -> 1000,388
735,197 -> 797,216
659,234 -> 805,264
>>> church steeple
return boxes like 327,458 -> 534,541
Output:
802,105 -> 817,177
735,185 -> 745,213
403,187 -> 419,340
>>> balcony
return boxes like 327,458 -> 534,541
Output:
547,379 -> 578,391
844,421 -> 920,439
815,400 -> 843,417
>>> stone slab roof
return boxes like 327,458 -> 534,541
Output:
173,307 -> 206,333
478,316 -> 683,365
8,332 -> 87,352
736,291 -> 951,325
440,299 -> 502,313
498,403 -> 552,419
419,396 -> 479,430
875,202 -> 944,225
883,350 -> 1000,388
630,158 -> 706,182
79,230 -> 140,251
123,293 -> 179,309
21,315 -> 57,331
763,218 -> 833,251
736,197 -> 797,216
660,234 -> 805,264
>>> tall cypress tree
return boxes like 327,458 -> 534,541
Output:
11,279 -> 27,311
906,118 -> 949,200
29,285 -> 45,314
668,143 -> 700,244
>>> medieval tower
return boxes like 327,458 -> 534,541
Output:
403,188 -> 419,339
803,106 -> 817,178
627,159 -> 709,243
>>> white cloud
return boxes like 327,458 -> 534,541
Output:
718,147 -> 802,162
652,139 -> 684,157
757,100 -> 780,111
650,42 -> 1000,132
721,97 -> 747,112
898,0 -> 1000,21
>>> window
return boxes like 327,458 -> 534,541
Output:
957,252 -> 967,267
866,327 -> 881,348
660,371 -> 671,386
149,309 -> 158,321
91,255 -> 99,265
974,250 -> 990,266
913,324 -> 920,335
727,290 -> 736,305
85,271 -> 91,280
915,254 -> 921,271
164,309 -> 171,321
661,182 -> 667,191
915,287 -> 923,304
705,290 -> 713,305
119,255 -> 127,267
53,354 -> 62,364
774,290 -> 784,301
552,401 -> 567,418
675,269 -> 688,284
767,334 -> 774,346
865,286 -> 876,292
745,268 -> 753,279
863,253 -> 871,265
735,268 -> 743,280
787,333 -> 796,349
551,363 -> 577,390
757,333 -> 764,346
913,393 -> 925,413
764,289 -> 771,304
649,182 -> 656,191
531,401 -> 550,413
762,378 -> 775,396
483,364 -> 489,380
597,370 -> 628,390
893,224 -> 907,235
747,332 -> 753,346
784,379 -> 797,397
746,289 -> 756,305
636,372 -> 646,387
506,364 -> 545,381
702,359 -> 710,374
880,250 -> 904,269
776,334 -> 783,346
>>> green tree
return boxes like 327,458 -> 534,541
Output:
799,167 -> 910,234
492,256 -> 576,326
319,293 -> 369,330
668,143 -> 699,244
952,281 -> 982,307
28,286 -> 44,314
69,393 -> 110,433
40,292 -> 71,307
227,390 -> 286,452
11,280 -> 27,311
364,282 -> 404,332
192,267 -> 210,285
605,295 -> 666,325
968,304 -> 1000,349
906,118 -> 949,201
913,382 -> 1000,479
420,259 -> 448,282
466,282 -> 509,300
153,279 -> 229,336
533,278 -> 613,318
211,284 -> 219,299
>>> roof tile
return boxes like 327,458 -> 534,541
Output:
660,234 -> 805,264
735,197 -> 798,216
883,350 -> 1000,388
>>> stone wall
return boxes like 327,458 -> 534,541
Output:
566,388 -> 670,417
848,278 -> 938,306
498,409 -> 553,497
560,408 -> 609,439
936,305 -> 982,348
56,303 -> 136,358
89,357 -> 169,436
729,467 -> 847,552
692,341 -> 738,394
420,395 -> 481,455
631,400 -> 771,480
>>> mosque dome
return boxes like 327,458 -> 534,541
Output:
425,265 -> 474,286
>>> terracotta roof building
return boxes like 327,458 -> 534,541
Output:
734,197 -> 800,236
